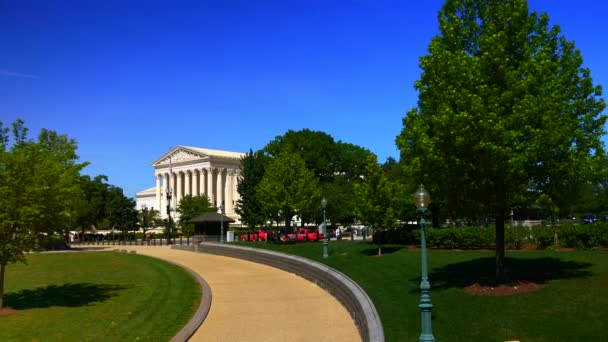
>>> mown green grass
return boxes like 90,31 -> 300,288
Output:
234,240 -> 608,341
0,251 -> 200,341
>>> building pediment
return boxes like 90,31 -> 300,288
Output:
153,146 -> 208,167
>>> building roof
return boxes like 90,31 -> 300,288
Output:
189,211 -> 236,223
181,145 -> 246,159
136,187 -> 156,197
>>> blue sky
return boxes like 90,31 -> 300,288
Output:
2,0 -> 607,198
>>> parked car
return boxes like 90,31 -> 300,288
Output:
280,228 -> 323,242
583,214 -> 597,224
240,229 -> 273,241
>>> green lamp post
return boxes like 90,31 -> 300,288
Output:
166,187 -> 173,245
321,197 -> 328,258
415,184 -> 434,342
220,202 -> 225,243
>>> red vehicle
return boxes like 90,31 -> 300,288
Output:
281,228 -> 323,242
240,229 -> 273,242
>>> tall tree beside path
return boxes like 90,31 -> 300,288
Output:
235,150 -> 268,228
396,0 -> 606,283
0,120 -> 87,308
256,153 -> 321,229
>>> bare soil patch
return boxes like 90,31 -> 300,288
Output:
463,281 -> 545,296
0,307 -> 18,315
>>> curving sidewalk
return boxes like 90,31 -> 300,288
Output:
121,246 -> 361,342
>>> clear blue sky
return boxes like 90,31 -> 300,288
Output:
2,0 -> 607,198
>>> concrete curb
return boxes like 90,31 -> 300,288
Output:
115,249 -> 213,342
173,243 -> 384,342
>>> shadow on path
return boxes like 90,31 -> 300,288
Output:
4,283 -> 130,310
411,256 -> 594,289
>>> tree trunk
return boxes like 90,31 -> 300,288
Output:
0,263 -> 5,309
495,210 -> 506,284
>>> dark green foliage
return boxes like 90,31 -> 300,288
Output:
177,195 -> 215,234
397,0 -> 607,281
0,120 -> 87,308
260,129 -> 372,226
235,149 -> 268,228
74,175 -> 136,232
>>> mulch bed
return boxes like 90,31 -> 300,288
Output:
0,307 -> 18,315
463,281 -> 545,296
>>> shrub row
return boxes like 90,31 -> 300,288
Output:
372,224 -> 608,250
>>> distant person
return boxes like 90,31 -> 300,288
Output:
336,228 -> 342,240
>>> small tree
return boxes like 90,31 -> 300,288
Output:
177,195 -> 215,235
354,154 -> 407,255
256,153 -> 321,230
0,120 -> 86,308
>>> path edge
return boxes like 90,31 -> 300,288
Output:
116,249 -> 213,342
173,243 -> 384,342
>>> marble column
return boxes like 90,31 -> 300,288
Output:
185,170 -> 191,197
200,169 -> 206,199
216,168 -> 224,209
226,170 -> 234,214
206,167 -> 215,206
176,172 -> 183,207
192,170 -> 199,197
156,174 -> 161,212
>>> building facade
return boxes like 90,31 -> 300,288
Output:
136,146 -> 245,221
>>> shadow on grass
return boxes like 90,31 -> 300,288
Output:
4,283 -> 130,310
360,245 -> 404,256
411,257 -> 593,290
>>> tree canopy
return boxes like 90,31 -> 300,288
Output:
235,150 -> 268,227
177,195 -> 216,235
0,120 -> 87,308
396,0 -> 606,282
256,152 -> 321,228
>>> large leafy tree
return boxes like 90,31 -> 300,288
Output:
262,129 -> 372,226
397,0 -> 606,282
354,154 -> 407,231
256,153 -> 321,229
177,195 -> 215,235
235,150 -> 268,228
0,120 -> 87,308
138,205 -> 162,236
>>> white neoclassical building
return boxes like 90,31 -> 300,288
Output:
136,146 -> 245,221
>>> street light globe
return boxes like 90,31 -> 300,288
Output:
321,197 -> 327,208
414,184 -> 431,209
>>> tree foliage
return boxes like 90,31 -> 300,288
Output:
73,175 -> 136,232
256,153 -> 321,228
260,129 -> 372,226
138,205 -> 162,235
354,154 -> 407,230
0,120 -> 87,308
177,195 -> 215,235
235,150 -> 267,228
396,0 -> 606,282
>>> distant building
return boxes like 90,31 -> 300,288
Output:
135,146 -> 245,221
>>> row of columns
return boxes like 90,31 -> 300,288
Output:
155,167 -> 240,218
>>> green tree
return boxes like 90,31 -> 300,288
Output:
396,0 -> 606,282
256,153 -> 321,229
263,130 -> 372,226
0,120 -> 87,308
138,205 -> 162,236
177,195 -> 215,235
354,154 -> 407,230
235,150 -> 267,228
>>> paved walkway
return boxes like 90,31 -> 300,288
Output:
95,246 -> 360,342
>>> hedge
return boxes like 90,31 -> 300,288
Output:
372,224 -> 608,250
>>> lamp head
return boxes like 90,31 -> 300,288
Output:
414,184 -> 431,209
321,197 -> 327,208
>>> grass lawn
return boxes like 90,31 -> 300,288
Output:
234,240 -> 608,342
0,251 -> 200,341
